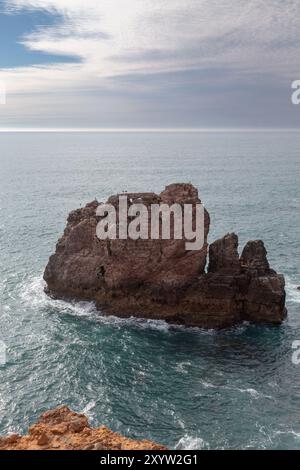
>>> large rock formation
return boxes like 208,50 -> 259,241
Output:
0,406 -> 166,450
44,183 -> 287,328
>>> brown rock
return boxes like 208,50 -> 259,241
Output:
44,183 -> 287,328
93,442 -> 106,450
240,240 -> 270,274
0,406 -> 166,451
208,233 -> 240,274
51,424 -> 68,435
37,432 -> 50,446
68,418 -> 87,433
4,434 -> 20,445
242,274 -> 287,324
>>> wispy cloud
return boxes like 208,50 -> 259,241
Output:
1,1 -> 300,127
2,0 -> 300,93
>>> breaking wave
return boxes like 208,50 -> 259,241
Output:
18,275 -> 224,335
285,277 -> 300,304
175,435 -> 210,450
18,275 -> 173,332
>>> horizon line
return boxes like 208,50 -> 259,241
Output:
0,127 -> 300,133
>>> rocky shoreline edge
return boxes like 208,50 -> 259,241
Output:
44,183 -> 287,328
0,407 -> 166,451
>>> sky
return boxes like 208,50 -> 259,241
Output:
0,0 -> 300,129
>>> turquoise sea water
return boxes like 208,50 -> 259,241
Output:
0,131 -> 299,449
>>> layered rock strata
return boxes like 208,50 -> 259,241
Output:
44,183 -> 286,328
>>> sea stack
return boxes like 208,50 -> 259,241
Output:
44,183 -> 287,328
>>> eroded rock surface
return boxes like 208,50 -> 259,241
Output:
0,406 -> 166,450
44,183 -> 287,328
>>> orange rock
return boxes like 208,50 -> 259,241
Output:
0,406 -> 166,451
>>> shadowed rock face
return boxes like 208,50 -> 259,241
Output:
44,183 -> 287,328
240,240 -> 270,274
208,233 -> 240,274
0,407 -> 166,450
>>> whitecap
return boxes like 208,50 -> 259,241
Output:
18,275 -> 173,333
175,434 -> 210,450
274,429 -> 300,439
174,361 -> 191,374
233,387 -> 273,400
82,400 -> 96,415
285,277 -> 300,304
130,318 -> 170,332
201,381 -> 218,389
19,275 -> 99,317
240,388 -> 261,399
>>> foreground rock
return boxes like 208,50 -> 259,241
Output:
44,183 -> 287,328
0,407 -> 166,450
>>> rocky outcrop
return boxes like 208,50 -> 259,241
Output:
208,233 -> 240,274
44,183 -> 287,328
0,406 -> 166,450
240,240 -> 270,274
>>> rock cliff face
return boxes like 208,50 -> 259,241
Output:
0,407 -> 166,450
44,183 -> 287,328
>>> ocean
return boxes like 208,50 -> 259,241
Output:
0,130 -> 299,449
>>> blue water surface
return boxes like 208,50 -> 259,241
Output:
0,131 -> 299,449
